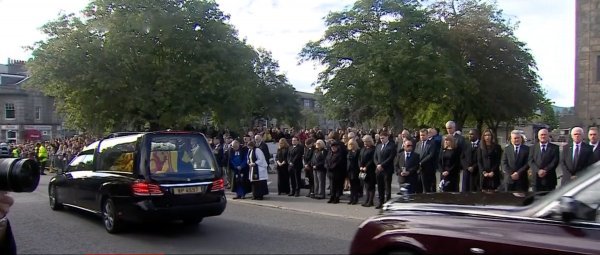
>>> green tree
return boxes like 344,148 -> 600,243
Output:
300,0 -> 452,131
249,49 -> 302,128
26,0 -> 299,133
429,0 -> 546,133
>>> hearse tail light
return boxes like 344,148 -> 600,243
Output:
211,178 -> 224,191
132,180 -> 164,196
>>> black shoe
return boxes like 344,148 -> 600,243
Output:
332,200 -> 339,204
396,192 -> 402,195
362,203 -> 372,207
375,205 -> 383,209
294,192 -> 300,197
233,196 -> 241,199
288,193 -> 295,196
278,192 -> 282,195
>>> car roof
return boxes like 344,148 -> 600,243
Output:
83,131 -> 207,152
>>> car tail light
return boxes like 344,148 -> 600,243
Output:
132,181 -> 164,196
211,178 -> 224,192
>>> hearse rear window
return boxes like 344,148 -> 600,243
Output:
149,135 -> 215,174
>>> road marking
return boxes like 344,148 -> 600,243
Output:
228,197 -> 369,221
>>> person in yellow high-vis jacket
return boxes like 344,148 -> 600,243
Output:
36,143 -> 48,175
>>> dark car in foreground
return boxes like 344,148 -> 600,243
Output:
48,131 -> 227,233
350,165 -> 600,255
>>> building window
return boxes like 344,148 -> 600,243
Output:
6,130 -> 17,144
304,99 -> 311,108
597,55 -> 600,81
5,103 -> 15,120
35,106 -> 41,120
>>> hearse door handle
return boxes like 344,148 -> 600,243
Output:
470,248 -> 485,254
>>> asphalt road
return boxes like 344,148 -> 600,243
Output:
7,174 -> 380,254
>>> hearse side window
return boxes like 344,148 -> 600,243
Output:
149,135 -> 216,174
67,150 -> 95,172
97,135 -> 142,172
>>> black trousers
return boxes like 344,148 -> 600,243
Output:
289,166 -> 303,192
328,170 -> 345,199
376,170 -> 393,202
421,167 -> 436,193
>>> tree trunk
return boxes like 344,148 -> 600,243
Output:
476,119 -> 484,134
452,109 -> 468,131
148,121 -> 161,131
390,107 -> 404,134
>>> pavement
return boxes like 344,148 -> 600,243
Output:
223,172 -> 402,221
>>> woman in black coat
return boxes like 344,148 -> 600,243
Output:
346,139 -> 361,204
438,135 -> 461,192
325,141 -> 345,204
359,135 -> 376,207
275,138 -> 290,195
478,129 -> 503,192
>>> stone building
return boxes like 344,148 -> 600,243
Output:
0,59 -> 63,143
575,0 -> 600,127
296,91 -> 338,130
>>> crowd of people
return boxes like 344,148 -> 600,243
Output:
8,134 -> 99,174
211,121 -> 600,209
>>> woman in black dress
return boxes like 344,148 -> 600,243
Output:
438,135 -> 461,192
478,129 -> 503,192
275,138 -> 290,195
346,139 -> 361,204
359,135 -> 376,207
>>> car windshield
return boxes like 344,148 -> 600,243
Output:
148,134 -> 217,178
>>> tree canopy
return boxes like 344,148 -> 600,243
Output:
26,0 -> 300,134
300,0 -> 549,132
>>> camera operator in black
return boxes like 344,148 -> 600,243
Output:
0,192 -> 16,255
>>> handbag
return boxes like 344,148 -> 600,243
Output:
359,172 -> 367,180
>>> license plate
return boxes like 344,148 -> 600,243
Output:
172,186 -> 204,195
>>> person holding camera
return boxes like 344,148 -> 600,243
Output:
0,192 -> 16,255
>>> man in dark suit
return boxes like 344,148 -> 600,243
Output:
588,127 -> 600,164
528,128 -> 560,191
396,140 -> 421,194
374,130 -> 396,209
461,129 -> 480,192
502,130 -> 530,192
0,192 -> 16,255
560,127 -> 594,186
287,137 -> 304,197
416,129 -> 436,193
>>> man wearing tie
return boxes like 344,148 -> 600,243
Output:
560,127 -> 593,186
588,127 -> 600,164
288,137 -> 304,197
461,129 -> 480,192
501,130 -> 530,192
416,129 -> 436,193
374,130 -> 396,209
528,128 -> 560,191
395,140 -> 421,194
